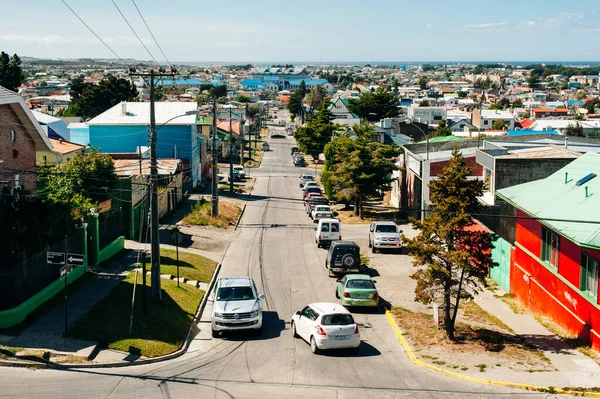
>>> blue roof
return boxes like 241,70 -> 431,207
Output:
507,130 -> 560,136
287,78 -> 327,86
567,100 -> 585,107
155,78 -> 221,86
241,79 -> 264,85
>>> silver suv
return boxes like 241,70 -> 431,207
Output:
209,277 -> 264,337
368,221 -> 402,253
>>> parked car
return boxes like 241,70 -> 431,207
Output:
311,205 -> 333,222
335,274 -> 379,308
299,173 -> 314,187
324,240 -> 361,276
302,181 -> 320,192
368,221 -> 403,253
262,143 -> 270,151
294,156 -> 306,167
303,187 -> 322,202
315,218 -> 341,248
290,302 -> 360,354
306,196 -> 329,215
233,165 -> 246,179
209,277 -> 264,337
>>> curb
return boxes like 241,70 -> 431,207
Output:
235,203 -> 247,231
0,251 -> 226,370
384,310 -> 600,398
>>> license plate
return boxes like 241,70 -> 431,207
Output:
356,294 -> 369,299
332,335 -> 349,340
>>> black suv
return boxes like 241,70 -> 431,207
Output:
325,241 -> 362,277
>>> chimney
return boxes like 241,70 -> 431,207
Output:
121,101 -> 127,116
564,136 -> 568,148
59,138 -> 63,144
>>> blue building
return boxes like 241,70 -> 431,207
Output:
85,101 -> 202,187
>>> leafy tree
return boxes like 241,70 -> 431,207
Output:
0,51 -> 23,91
287,91 -> 303,119
527,73 -> 540,89
74,76 -> 138,119
419,100 -> 430,107
491,119 -> 509,130
294,99 -> 336,159
489,97 -> 510,110
565,122 -> 584,137
325,122 -> 400,217
584,98 -> 599,114
576,89 -> 587,100
402,148 -> 494,340
512,98 -> 523,108
347,86 -> 400,121
305,85 -> 325,114
431,120 -> 452,137
297,80 -> 307,98
236,94 -> 251,103
456,90 -> 468,99
418,77 -> 428,90
69,77 -> 87,101
40,149 -> 117,222
153,85 -> 165,101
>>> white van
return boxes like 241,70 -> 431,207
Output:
315,218 -> 341,248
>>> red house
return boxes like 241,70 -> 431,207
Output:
497,152 -> 600,351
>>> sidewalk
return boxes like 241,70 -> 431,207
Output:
4,250 -> 138,360
475,289 -> 600,388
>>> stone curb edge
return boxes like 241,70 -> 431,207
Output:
384,310 -> 600,398
0,249 -> 227,371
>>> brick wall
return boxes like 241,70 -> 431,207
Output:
429,155 -> 483,177
0,104 -> 37,192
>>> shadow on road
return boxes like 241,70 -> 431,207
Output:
314,341 -> 381,358
216,311 -> 285,342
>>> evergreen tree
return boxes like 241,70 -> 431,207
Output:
403,148 -> 495,340
347,86 -> 400,121
0,52 -> 23,91
75,76 -> 138,119
294,99 -> 336,159
297,80 -> 307,98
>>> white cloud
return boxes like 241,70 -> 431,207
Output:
464,22 -> 506,29
426,24 -> 435,29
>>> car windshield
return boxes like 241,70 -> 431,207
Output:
335,246 -> 358,257
376,225 -> 398,233
216,286 -> 255,301
315,206 -> 330,212
321,314 -> 355,326
347,280 -> 375,289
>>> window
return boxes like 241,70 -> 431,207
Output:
483,120 -> 488,125
541,227 -> 560,268
12,149 -> 18,158
331,223 -> 339,233
581,253 -> 599,299
10,128 -> 16,144
321,223 -> 329,232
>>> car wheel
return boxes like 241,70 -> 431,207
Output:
368,239 -> 372,248
310,336 -> 320,354
342,254 -> 356,268
211,328 -> 219,338
254,325 -> 263,336
291,321 -> 298,338
335,289 -> 340,299
328,268 -> 334,277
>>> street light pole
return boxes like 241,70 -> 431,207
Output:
229,106 -> 234,195
405,119 -> 429,160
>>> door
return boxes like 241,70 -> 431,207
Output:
296,306 -> 313,340
319,222 -> 330,241
490,237 -> 512,292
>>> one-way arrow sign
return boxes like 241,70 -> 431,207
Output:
67,253 -> 85,266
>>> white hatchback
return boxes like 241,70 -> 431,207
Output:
290,302 -> 360,354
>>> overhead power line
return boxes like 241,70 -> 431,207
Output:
110,0 -> 161,68
131,0 -> 174,69
60,0 -> 132,69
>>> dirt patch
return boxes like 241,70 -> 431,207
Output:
333,209 -> 375,224
391,307 -> 555,373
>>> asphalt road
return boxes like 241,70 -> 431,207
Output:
0,134 -> 568,399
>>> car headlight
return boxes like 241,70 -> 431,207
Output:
214,312 -> 224,318
251,310 -> 259,317
375,235 -> 383,241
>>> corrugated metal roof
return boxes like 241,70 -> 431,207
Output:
88,102 -> 197,126
496,152 -> 600,249
113,158 -> 180,177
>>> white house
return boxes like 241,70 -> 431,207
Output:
406,106 -> 447,125
328,96 -> 361,126
472,109 -> 516,130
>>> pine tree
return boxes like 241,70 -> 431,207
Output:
403,148 -> 495,340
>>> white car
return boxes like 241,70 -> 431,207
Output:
209,277 -> 264,337
291,302 -> 360,354
233,165 -> 245,179
311,205 -> 333,222
368,221 -> 403,253
302,181 -> 319,192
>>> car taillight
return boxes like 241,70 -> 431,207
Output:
316,325 -> 327,335
343,292 -> 350,298
373,292 -> 379,300
338,235 -> 342,240
354,324 -> 359,334
318,235 -> 321,240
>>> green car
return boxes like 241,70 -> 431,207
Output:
335,274 -> 379,308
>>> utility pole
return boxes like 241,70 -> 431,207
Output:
211,97 -> 219,216
229,106 -> 234,195
130,67 -> 178,300
241,103 -> 247,166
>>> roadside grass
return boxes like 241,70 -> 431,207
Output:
160,248 -> 217,283
333,209 -> 376,224
0,345 -> 23,360
462,301 -> 514,333
183,198 -> 242,228
0,272 -> 94,337
498,293 -> 600,365
219,183 -> 247,194
390,306 -> 554,372
69,272 -> 203,358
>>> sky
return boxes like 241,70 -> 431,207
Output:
2,0 -> 600,63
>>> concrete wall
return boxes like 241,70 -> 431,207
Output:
495,158 -> 577,191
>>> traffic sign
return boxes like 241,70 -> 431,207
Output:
170,231 -> 183,245
67,253 -> 85,266
60,264 -> 73,280
47,252 -> 66,265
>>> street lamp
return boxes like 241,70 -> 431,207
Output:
404,118 -> 429,160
